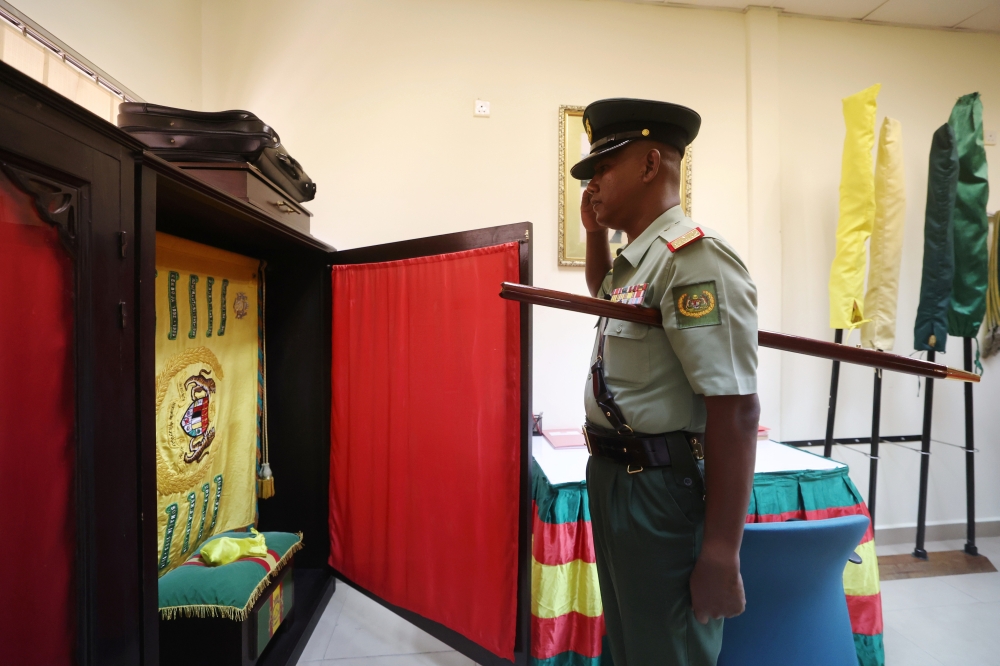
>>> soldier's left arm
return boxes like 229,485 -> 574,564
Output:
659,236 -> 760,623
694,392 -> 760,622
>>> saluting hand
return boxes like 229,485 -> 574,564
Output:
690,548 -> 746,624
581,185 -> 601,233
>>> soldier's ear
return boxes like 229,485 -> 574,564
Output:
642,147 -> 661,183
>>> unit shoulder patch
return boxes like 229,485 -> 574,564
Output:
666,227 -> 705,253
672,281 -> 720,329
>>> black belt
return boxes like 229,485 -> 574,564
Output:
584,425 -> 704,474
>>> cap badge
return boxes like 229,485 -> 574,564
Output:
585,118 -> 593,143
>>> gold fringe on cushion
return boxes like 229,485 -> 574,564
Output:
159,533 -> 303,622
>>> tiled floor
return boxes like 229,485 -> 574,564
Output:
297,536 -> 1000,665
295,582 -> 478,666
877,536 -> 1000,665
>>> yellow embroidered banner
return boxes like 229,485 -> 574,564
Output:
155,233 -> 260,575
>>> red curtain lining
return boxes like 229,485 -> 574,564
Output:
329,242 -> 521,660
0,175 -> 76,664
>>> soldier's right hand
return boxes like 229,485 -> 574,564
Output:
580,184 -> 601,233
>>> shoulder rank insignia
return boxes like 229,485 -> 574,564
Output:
610,283 -> 649,305
666,227 -> 705,253
672,281 -> 720,329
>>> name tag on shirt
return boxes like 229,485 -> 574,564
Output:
609,283 -> 649,305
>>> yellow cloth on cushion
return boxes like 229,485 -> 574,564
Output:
862,117 -> 906,350
829,83 -> 880,329
201,530 -> 268,567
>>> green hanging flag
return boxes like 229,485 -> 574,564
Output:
947,92 -> 990,339
914,124 -> 958,352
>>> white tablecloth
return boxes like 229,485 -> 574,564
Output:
532,436 -> 844,486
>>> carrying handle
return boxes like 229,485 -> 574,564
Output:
269,200 -> 297,214
276,152 -> 302,180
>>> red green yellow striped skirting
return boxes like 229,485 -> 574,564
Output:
531,460 -> 884,666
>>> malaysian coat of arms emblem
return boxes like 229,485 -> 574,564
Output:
180,369 -> 216,463
672,281 -> 721,329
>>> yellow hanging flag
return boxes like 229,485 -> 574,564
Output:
861,117 -> 906,350
155,233 -> 261,575
829,83 -> 880,329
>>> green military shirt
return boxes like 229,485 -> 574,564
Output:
584,205 -> 758,434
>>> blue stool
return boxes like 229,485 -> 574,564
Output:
717,515 -> 869,666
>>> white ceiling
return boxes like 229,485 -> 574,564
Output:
633,0 -> 1000,32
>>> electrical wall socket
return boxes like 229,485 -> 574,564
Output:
474,100 -> 490,117
986,129 -> 997,146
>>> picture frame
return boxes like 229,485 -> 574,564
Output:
557,105 -> 692,267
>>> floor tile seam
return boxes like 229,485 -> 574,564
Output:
880,582 -> 983,600
937,577 -> 1000,597
882,627 -> 947,666
298,624 -> 333,661
882,599 -> 985,612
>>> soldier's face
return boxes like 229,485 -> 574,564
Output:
585,144 -> 646,230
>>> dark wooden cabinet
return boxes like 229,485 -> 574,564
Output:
0,60 -> 532,666
0,60 -> 143,666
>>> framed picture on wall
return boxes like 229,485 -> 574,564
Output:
557,105 -> 692,267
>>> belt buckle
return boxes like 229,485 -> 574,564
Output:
627,463 -> 644,474
582,427 -> 593,455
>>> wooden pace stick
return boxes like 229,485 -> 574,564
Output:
499,282 -> 980,383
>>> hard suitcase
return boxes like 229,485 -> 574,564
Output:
255,145 -> 316,203
174,162 -> 312,233
118,103 -> 278,162
117,104 -> 316,202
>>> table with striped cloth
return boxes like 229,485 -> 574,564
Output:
531,438 -> 884,666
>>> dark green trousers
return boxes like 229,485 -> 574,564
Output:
587,455 -> 723,666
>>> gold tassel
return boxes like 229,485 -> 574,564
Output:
257,261 -> 276,499
257,462 -> 275,499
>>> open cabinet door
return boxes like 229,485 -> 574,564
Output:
328,223 -> 533,666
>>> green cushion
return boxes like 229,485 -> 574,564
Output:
158,531 -> 302,621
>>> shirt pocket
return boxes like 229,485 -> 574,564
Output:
603,321 -> 651,388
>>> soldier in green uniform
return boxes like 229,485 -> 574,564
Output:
573,98 -> 760,665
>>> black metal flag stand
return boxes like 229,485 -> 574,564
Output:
963,337 -> 978,556
913,350 -> 935,559
912,339 -> 979,559
813,329 -> 918,530
868,368 -> 883,528
823,329 -> 844,459
772,327 -> 974,542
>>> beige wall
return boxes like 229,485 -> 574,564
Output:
15,0 -> 1000,532
12,0 -> 202,108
